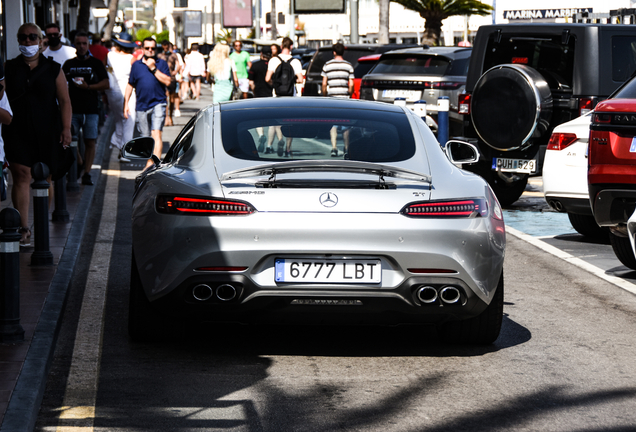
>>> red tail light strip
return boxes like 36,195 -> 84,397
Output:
408,268 -> 458,274
401,199 -> 487,218
547,133 -> 578,151
156,195 -> 256,215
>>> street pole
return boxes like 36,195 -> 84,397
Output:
289,0 -> 295,42
255,0 -> 261,39
350,0 -> 359,43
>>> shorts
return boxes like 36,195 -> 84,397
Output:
238,78 -> 250,93
136,103 -> 167,136
71,114 -> 99,140
167,80 -> 177,93
190,75 -> 202,82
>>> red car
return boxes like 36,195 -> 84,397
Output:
351,54 -> 381,99
589,77 -> 636,269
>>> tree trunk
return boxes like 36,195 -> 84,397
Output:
77,0 -> 92,32
271,0 -> 277,40
103,0 -> 119,40
422,15 -> 443,46
378,0 -> 389,44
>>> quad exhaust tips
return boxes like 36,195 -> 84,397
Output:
417,286 -> 438,304
192,284 -> 238,302
416,285 -> 462,305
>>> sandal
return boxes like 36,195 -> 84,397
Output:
19,227 -> 31,247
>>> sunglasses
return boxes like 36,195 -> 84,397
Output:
18,33 -> 39,42
144,46 -> 156,50
46,33 -> 60,38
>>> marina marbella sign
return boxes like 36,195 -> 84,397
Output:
503,8 -> 593,20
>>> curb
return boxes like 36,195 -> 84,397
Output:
0,141 -> 107,432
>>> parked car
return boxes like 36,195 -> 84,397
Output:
124,97 -> 505,344
359,46 -> 472,137
351,54 -> 381,99
303,44 -> 419,96
543,113 -> 606,237
458,23 -> 636,206
589,75 -> 636,269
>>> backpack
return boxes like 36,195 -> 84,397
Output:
272,56 -> 296,96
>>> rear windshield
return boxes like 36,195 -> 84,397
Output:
308,49 -> 374,75
612,36 -> 636,83
354,61 -> 378,79
220,107 -> 416,163
483,34 -> 575,91
371,55 -> 453,76
612,75 -> 636,98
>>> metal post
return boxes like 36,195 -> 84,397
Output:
350,0 -> 359,43
255,0 -> 261,39
31,163 -> 53,266
0,208 -> 25,342
437,96 -> 450,148
67,132 -> 79,192
52,176 -> 69,222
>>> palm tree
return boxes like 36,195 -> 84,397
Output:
390,0 -> 492,46
379,0 -> 390,44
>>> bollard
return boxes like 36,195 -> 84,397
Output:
31,163 -> 53,266
413,100 -> 427,120
0,208 -> 25,342
52,176 -> 70,222
393,97 -> 407,107
437,96 -> 450,148
67,131 -> 79,192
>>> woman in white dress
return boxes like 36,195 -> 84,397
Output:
105,33 -> 137,159
207,44 -> 238,103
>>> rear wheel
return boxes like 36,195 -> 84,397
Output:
567,212 -> 607,239
439,272 -> 504,345
609,233 -> 636,270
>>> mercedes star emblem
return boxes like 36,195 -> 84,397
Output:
319,192 -> 338,208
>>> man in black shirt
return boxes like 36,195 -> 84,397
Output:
63,31 -> 109,185
248,46 -> 273,151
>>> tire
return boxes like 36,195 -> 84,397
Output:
488,172 -> 528,207
609,233 -> 636,270
567,212 -> 607,239
439,272 -> 504,345
472,64 -> 553,151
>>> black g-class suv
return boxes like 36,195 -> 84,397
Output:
458,23 -> 636,205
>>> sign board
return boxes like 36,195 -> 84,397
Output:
183,10 -> 202,37
294,0 -> 345,14
503,8 -> 593,20
222,0 -> 253,28
174,0 -> 188,7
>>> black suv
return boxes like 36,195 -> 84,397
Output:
458,23 -> 636,205
303,44 -> 418,96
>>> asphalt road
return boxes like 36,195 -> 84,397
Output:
33,110 -> 636,431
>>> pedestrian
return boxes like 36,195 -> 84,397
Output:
207,43 -> 238,103
186,43 -> 206,100
271,44 -> 281,58
230,40 -> 251,99
3,23 -> 72,245
265,37 -> 303,157
158,40 -> 180,126
42,23 -> 76,67
123,37 -> 171,170
248,46 -> 273,151
321,42 -> 354,157
88,33 -> 109,65
180,48 -> 191,101
63,31 -> 110,185
0,91 -> 13,202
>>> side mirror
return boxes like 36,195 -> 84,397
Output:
444,140 -> 480,166
123,137 -> 161,165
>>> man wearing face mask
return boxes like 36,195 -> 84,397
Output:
124,37 -> 171,169
43,23 -> 76,67
62,32 -> 109,186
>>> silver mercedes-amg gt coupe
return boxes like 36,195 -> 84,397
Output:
124,97 -> 505,344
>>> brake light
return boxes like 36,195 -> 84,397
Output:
547,133 -> 578,151
511,57 -> 528,64
458,93 -> 471,115
361,80 -> 374,88
593,113 -> 611,124
401,199 -> 487,218
579,98 -> 595,115
156,195 -> 256,215
431,82 -> 463,90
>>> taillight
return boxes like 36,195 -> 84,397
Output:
579,98 -> 595,116
458,93 -> 471,115
431,82 -> 463,90
361,80 -> 374,88
593,113 -> 611,124
547,132 -> 578,151
401,199 -> 487,218
156,195 -> 256,215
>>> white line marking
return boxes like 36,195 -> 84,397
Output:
506,225 -> 636,296
55,151 -> 120,432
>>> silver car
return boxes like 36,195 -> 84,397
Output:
125,97 -> 505,344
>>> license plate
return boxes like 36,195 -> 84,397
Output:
382,89 -> 421,101
275,259 -> 381,284
492,158 -> 537,173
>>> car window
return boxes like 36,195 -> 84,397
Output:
163,117 -> 195,163
371,55 -> 452,75
612,36 -> 636,83
220,107 -> 416,163
483,34 -> 575,91
354,61 -> 378,79
612,74 -> 636,98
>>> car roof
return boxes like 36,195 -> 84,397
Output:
381,46 -> 472,58
217,96 -> 407,113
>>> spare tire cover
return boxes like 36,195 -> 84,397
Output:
471,64 -> 553,151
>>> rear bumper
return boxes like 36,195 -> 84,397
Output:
589,184 -> 636,226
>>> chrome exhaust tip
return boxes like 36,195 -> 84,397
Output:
417,286 -> 438,304
192,284 -> 213,301
216,284 -> 237,302
440,286 -> 461,304
550,199 -> 564,212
